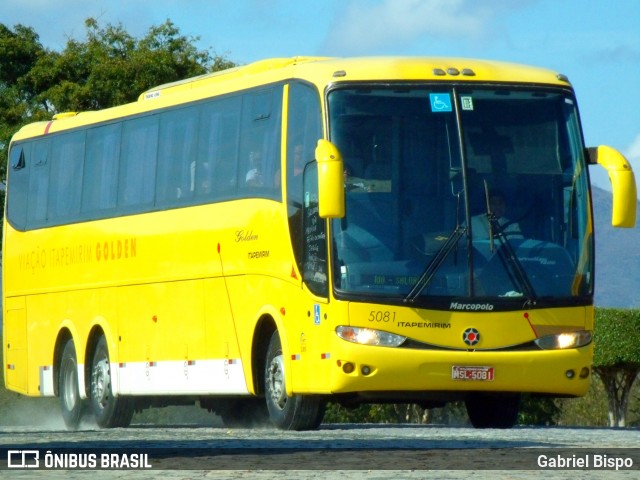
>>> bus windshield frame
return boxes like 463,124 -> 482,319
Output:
327,83 -> 593,311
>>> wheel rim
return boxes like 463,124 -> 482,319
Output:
62,357 -> 78,411
267,353 -> 287,410
91,353 -> 111,412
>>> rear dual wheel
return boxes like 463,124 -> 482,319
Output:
59,336 -> 134,429
90,336 -> 134,428
59,339 -> 86,430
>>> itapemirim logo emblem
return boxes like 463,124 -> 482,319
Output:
462,327 -> 481,347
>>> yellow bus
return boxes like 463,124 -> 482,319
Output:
3,57 -> 636,430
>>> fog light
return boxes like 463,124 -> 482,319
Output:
361,365 -> 371,376
342,362 -> 355,374
565,369 -> 575,379
579,367 -> 590,379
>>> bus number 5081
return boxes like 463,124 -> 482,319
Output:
368,311 -> 396,322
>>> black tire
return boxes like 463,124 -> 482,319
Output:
217,398 -> 270,428
90,336 -> 134,428
59,338 -> 86,430
465,393 -> 520,429
264,332 -> 325,431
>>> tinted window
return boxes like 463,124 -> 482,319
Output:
7,145 -> 29,230
302,162 -> 328,297
156,106 -> 199,205
83,123 -> 121,213
239,88 -> 282,199
26,140 -> 50,226
286,82 -> 322,272
8,83 -> 286,231
198,95 -> 242,201
49,131 -> 84,220
119,115 -> 158,208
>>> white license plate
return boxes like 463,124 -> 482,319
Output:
451,366 -> 495,381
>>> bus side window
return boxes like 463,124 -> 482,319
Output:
286,82 -> 323,273
198,95 -> 241,201
119,115 -> 158,208
239,87 -> 282,198
7,145 -> 29,230
83,123 -> 121,214
302,162 -> 328,297
26,140 -> 50,227
157,106 -> 199,205
49,131 -> 84,221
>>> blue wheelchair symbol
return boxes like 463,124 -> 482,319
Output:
314,304 -> 321,325
429,93 -> 452,112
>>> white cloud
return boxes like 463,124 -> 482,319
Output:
321,0 -> 534,55
626,133 -> 640,161
323,0 -> 479,54
625,134 -> 640,197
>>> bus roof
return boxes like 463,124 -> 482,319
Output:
139,56 -> 570,99
11,56 -> 572,141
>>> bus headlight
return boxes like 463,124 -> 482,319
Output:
336,326 -> 407,347
534,330 -> 592,350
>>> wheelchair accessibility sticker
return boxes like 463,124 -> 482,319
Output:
429,93 -> 452,112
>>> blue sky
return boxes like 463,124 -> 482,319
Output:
2,0 -> 639,193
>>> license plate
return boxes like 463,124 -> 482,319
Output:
451,366 -> 495,381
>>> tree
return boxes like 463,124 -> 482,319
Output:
31,18 -> 232,113
0,18 -> 235,179
592,308 -> 640,427
0,24 -> 50,177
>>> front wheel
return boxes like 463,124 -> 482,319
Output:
264,332 -> 325,431
59,338 -> 86,430
90,336 -> 134,428
465,393 -> 520,429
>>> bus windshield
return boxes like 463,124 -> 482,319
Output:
329,85 -> 592,308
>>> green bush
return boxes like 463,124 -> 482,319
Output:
518,395 -> 562,426
592,308 -> 640,427
594,309 -> 640,366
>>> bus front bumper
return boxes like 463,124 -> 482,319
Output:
326,342 -> 593,398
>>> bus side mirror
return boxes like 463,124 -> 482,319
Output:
315,139 -> 345,218
588,146 -> 637,228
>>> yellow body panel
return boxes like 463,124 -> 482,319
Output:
3,198 -> 297,396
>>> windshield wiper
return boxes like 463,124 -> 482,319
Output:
404,225 -> 466,304
486,209 -> 537,306
488,214 -> 536,305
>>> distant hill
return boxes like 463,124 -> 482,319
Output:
593,186 -> 640,308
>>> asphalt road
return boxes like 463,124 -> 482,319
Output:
0,423 -> 638,479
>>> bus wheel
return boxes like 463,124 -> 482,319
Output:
59,338 -> 86,430
90,336 -> 134,428
264,332 -> 325,431
465,393 -> 520,429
